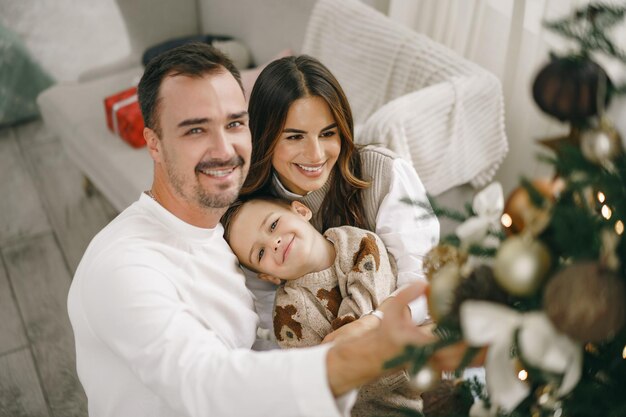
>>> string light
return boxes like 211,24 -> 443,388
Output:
622,345 -> 626,359
601,205 -> 612,220
616,220 -> 624,236
501,213 -> 513,228
518,369 -> 528,381
597,191 -> 606,203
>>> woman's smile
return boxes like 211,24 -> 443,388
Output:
294,161 -> 326,175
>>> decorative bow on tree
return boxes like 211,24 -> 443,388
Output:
455,182 -> 504,248
460,301 -> 582,413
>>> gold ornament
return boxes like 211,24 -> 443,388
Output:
502,178 -> 564,236
427,263 -> 462,321
423,245 -> 467,281
544,261 -> 626,342
493,235 -> 552,296
411,364 -> 441,392
580,121 -> 623,165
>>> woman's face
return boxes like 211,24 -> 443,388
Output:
271,96 -> 341,195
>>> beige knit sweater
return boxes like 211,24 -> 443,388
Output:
273,226 -> 421,417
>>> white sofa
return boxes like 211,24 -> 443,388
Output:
37,0 -> 508,234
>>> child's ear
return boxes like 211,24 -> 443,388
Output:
290,201 -> 312,221
258,273 -> 282,285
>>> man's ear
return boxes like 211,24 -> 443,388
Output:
145,127 -> 161,162
291,201 -> 312,221
258,273 -> 282,285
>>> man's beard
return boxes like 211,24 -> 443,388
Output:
167,156 -> 246,209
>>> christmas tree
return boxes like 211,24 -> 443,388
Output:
394,3 -> 626,416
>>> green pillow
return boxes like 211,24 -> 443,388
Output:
0,23 -> 54,126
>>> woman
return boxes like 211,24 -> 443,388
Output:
241,55 -> 439,338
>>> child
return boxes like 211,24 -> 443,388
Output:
222,196 -> 423,417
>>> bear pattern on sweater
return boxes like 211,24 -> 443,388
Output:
316,286 -> 342,316
273,305 -> 303,343
352,233 -> 380,273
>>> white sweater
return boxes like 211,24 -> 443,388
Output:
67,193 -> 353,417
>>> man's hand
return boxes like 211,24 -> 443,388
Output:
325,282 -> 435,396
430,341 -> 487,372
324,282 -> 488,397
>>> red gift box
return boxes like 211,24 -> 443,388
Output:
104,87 -> 146,148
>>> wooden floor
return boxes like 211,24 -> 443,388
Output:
0,118 -> 118,417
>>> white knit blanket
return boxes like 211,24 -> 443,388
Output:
302,0 -> 508,196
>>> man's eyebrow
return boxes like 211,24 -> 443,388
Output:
177,112 -> 248,129
177,118 -> 209,128
229,111 -> 248,120
248,211 -> 275,265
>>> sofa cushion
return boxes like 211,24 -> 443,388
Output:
37,67 -> 152,212
1,23 -> 54,126
239,49 -> 292,101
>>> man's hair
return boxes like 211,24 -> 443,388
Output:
221,196 -> 291,242
137,42 -> 243,136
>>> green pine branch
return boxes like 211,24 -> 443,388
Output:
402,196 -> 468,223
543,2 -> 626,70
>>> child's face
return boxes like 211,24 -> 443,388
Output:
228,200 -> 327,280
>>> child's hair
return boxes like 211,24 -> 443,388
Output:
221,196 -> 291,243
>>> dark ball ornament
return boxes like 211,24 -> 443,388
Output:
532,55 -> 613,122
544,261 -> 626,342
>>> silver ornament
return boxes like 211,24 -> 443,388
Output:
411,364 -> 440,391
580,125 -> 622,165
493,235 -> 551,296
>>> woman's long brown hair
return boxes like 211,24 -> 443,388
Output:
241,55 -> 370,231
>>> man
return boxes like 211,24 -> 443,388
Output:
67,43 -> 434,417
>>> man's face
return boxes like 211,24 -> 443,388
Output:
228,200 -> 325,280
149,70 -> 251,211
